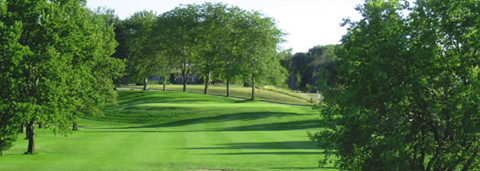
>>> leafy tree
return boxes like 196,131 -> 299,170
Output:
291,52 -> 313,91
71,8 -> 125,131
151,17 -> 176,91
161,5 -> 201,92
0,0 -> 123,154
196,3 -> 231,94
124,11 -> 163,90
237,11 -> 285,100
310,0 -> 480,170
281,45 -> 339,92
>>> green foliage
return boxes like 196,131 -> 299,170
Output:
311,0 -> 480,170
0,0 -> 124,153
281,45 -> 339,92
160,5 -> 201,91
123,11 -> 165,86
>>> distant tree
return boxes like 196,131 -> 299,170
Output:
238,11 -> 285,100
292,52 -> 314,91
161,5 -> 201,92
310,0 -> 480,170
196,3 -> 248,95
152,16 -> 177,91
124,11 -> 163,90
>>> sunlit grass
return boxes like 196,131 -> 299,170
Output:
0,91 -> 333,171
126,84 -> 312,105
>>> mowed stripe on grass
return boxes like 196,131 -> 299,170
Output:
0,91 -> 333,171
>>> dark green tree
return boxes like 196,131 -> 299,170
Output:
161,5 -> 201,92
124,11 -> 163,90
310,0 -> 480,170
0,2 -> 23,154
0,0 -> 124,154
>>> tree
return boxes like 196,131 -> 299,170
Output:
310,0 -> 480,170
0,0 -> 124,154
161,5 -> 201,92
196,3 -> 249,95
71,8 -> 125,131
237,11 -> 285,100
124,11 -> 163,90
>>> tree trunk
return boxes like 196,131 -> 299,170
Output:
226,78 -> 230,97
19,124 -> 24,134
143,77 -> 148,90
25,119 -> 35,154
204,71 -> 210,94
1,150 -> 3,156
251,74 -> 255,100
72,108 -> 80,131
182,70 -> 187,92
163,77 -> 167,91
38,122 -> 43,129
72,123 -> 78,131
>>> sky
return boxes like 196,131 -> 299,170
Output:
86,0 -> 364,54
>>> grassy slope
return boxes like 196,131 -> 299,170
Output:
127,84 -> 312,105
0,91 -> 331,171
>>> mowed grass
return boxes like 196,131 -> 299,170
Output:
0,91 -> 332,171
126,84 -> 312,105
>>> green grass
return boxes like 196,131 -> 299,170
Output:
125,84 -> 312,105
0,91 -> 331,171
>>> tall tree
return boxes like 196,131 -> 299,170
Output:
161,5 -> 201,92
153,16 -> 179,91
310,0 -> 480,170
238,11 -> 285,100
196,3 -> 245,95
124,11 -> 163,90
0,0 -> 124,154
71,8 -> 125,131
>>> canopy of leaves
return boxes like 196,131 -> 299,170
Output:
311,0 -> 480,170
0,0 -> 124,153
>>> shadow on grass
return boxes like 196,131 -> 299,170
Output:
270,167 -> 336,170
114,91 -> 237,106
96,111 -> 309,129
118,87 -> 310,106
203,152 -> 326,155
213,120 -> 319,132
86,130 -> 201,133
185,141 -> 320,150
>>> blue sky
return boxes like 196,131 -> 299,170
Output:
86,0 -> 364,53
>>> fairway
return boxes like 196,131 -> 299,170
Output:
0,91 -> 331,171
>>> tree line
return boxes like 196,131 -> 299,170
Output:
279,45 -> 339,92
114,3 -> 287,100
